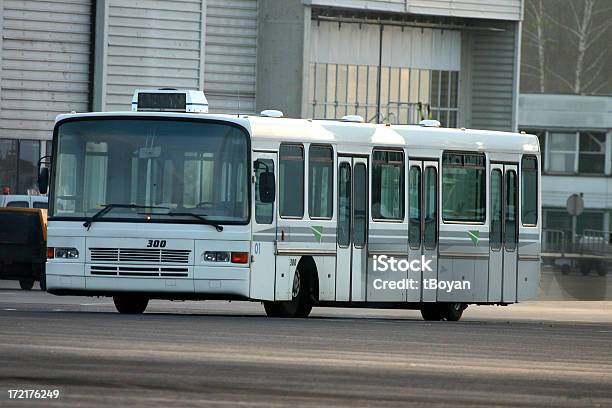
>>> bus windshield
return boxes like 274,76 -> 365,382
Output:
50,118 -> 250,224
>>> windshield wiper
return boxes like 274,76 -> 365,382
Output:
166,212 -> 224,232
83,204 -> 170,230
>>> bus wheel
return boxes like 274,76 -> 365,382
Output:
561,264 -> 571,275
19,279 -> 34,291
420,304 -> 443,321
113,295 -> 149,314
263,268 -> 312,318
39,275 -> 47,291
442,303 -> 466,322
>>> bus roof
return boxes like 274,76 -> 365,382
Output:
55,111 -> 540,155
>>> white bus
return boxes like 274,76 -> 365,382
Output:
40,89 -> 541,321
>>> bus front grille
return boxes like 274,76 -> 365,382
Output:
90,248 -> 191,264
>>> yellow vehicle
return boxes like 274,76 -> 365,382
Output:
0,207 -> 47,290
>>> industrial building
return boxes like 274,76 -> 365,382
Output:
0,0 -> 523,194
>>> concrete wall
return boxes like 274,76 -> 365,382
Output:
256,0 -> 310,118
519,94 -> 612,130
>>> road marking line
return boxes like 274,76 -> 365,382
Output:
3,308 -> 17,311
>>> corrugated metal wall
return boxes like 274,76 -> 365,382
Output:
406,0 -> 522,20
0,0 -> 93,139
308,0 -> 523,21
102,0 -> 205,112
204,0 -> 257,114
469,25 -> 517,131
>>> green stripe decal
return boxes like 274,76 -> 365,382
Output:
468,230 -> 480,246
311,226 -> 323,243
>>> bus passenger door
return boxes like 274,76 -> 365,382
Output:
336,157 -> 368,302
502,164 -> 518,303
336,160 -> 352,301
422,161 -> 439,302
488,164 -> 503,302
351,158 -> 368,302
488,163 -> 518,303
407,161 -> 422,302
408,160 -> 438,302
250,152 -> 277,300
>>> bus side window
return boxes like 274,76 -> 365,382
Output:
441,152 -> 486,223
505,170 -> 518,250
372,150 -> 404,221
279,144 -> 304,218
490,169 -> 502,250
521,156 -> 538,226
308,145 -> 333,219
255,159 -> 274,224
408,166 -> 421,248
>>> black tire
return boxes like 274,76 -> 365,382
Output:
597,269 -> 608,277
561,264 -> 571,275
263,268 -> 312,318
19,279 -> 34,291
580,262 -> 590,276
420,303 -> 443,321
39,275 -> 46,291
442,303 -> 466,322
113,295 -> 149,314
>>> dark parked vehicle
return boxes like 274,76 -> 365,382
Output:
0,207 -> 47,290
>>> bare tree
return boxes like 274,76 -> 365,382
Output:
523,0 -> 548,92
545,0 -> 612,93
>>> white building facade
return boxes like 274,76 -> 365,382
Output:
519,94 -> 612,238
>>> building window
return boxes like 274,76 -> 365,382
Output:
0,139 -> 44,195
279,144 -> 304,218
372,150 -> 404,221
547,132 -> 577,173
442,152 -> 486,223
430,70 -> 459,128
535,130 -> 607,175
0,139 -> 18,194
578,132 -> 605,174
309,63 -> 459,126
308,145 -> 333,219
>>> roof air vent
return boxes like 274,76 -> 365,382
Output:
419,119 -> 441,127
131,89 -> 208,113
341,115 -> 364,123
260,110 -> 284,118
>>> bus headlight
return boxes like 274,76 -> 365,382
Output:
203,251 -> 230,262
54,247 -> 79,259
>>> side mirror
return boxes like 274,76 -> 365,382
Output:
258,171 -> 275,203
38,167 -> 49,195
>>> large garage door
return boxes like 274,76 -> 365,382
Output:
104,0 -> 205,111
204,0 -> 257,114
310,21 -> 460,126
0,0 -> 93,139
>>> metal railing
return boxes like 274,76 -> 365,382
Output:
542,228 -> 612,258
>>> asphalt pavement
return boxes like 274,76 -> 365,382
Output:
1,281 -> 611,407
